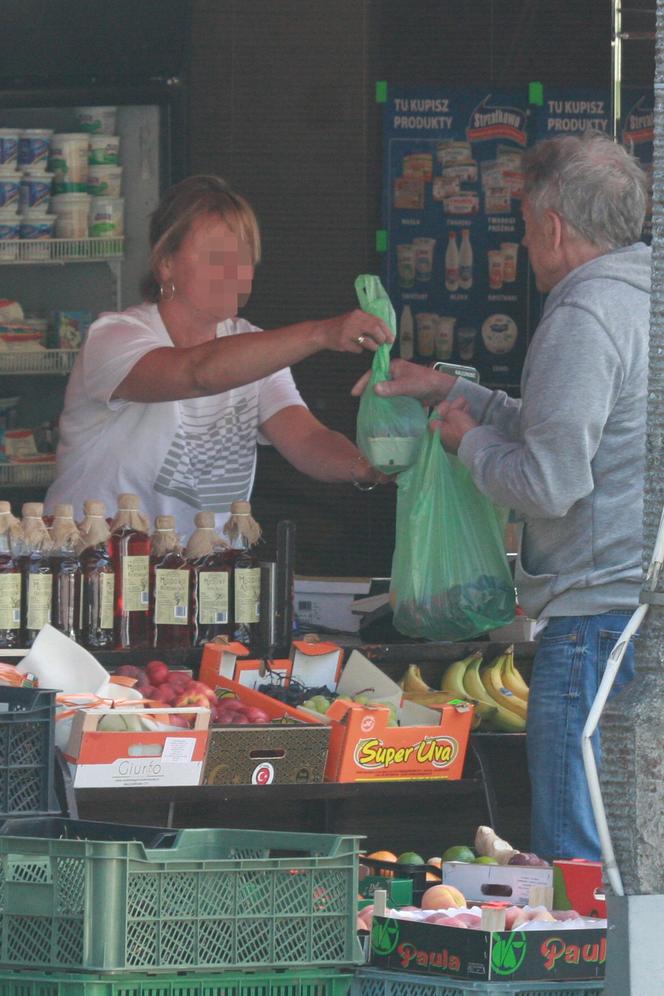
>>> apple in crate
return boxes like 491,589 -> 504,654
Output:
146,659 -> 171,686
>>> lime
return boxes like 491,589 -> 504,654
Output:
396,850 -> 425,865
441,845 -> 475,863
474,856 -> 499,864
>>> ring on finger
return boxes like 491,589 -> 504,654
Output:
354,334 -> 366,345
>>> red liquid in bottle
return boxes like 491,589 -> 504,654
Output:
0,524 -> 21,648
151,546 -> 193,649
111,524 -> 151,649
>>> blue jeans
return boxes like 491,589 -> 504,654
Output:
527,612 -> 636,862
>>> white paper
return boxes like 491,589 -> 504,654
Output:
161,737 -> 196,764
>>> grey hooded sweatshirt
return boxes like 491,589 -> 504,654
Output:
452,242 -> 650,620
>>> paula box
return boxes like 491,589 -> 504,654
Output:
322,651 -> 473,782
63,706 -> 209,788
370,914 -> 606,983
443,860 -> 553,907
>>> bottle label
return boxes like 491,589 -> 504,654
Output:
122,555 -> 149,613
100,572 -> 115,630
27,574 -> 52,630
155,569 -> 190,625
0,574 -> 20,630
198,571 -> 229,624
235,566 -> 260,624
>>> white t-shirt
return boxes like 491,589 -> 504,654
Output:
45,302 -> 306,539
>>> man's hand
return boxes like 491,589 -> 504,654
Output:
430,397 -> 478,453
351,358 -> 456,404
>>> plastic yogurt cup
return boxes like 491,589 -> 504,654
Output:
0,209 -> 20,260
88,134 -> 120,165
49,133 -> 90,193
87,165 -> 122,197
74,106 -> 117,135
0,169 -> 20,211
51,193 -> 91,238
0,129 -> 19,167
89,196 -> 124,237
19,171 -> 54,213
19,212 -> 55,259
17,129 -> 53,170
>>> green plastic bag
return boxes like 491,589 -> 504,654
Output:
390,415 -> 516,641
355,274 -> 427,474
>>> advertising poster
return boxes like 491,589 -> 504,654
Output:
621,87 -> 654,241
383,87 -> 531,390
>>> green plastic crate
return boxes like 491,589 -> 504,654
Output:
0,687 -> 57,818
0,969 -> 353,996
0,827 -> 362,973
351,967 -> 604,996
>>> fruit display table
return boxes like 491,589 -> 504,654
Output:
53,640 -> 534,856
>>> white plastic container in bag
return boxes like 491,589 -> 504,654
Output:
87,165 -> 122,197
74,106 -> 117,135
19,211 -> 56,259
89,196 -> 124,237
88,134 -> 120,165
49,134 -> 90,193
51,193 -> 91,238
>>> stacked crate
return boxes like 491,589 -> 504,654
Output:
0,820 -> 361,996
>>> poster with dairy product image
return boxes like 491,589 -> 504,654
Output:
382,87 -> 532,390
621,88 -> 653,242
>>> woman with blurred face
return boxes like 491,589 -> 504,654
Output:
46,175 -> 391,534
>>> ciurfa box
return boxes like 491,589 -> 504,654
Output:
63,706 -> 209,788
370,914 -> 606,983
321,651 -> 473,783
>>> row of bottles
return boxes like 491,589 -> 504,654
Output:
445,229 -> 473,292
0,494 -> 263,651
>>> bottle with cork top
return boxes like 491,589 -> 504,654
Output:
110,493 -> 151,649
150,515 -> 192,648
223,500 -> 262,649
17,502 -> 53,647
49,504 -> 82,641
186,511 -> 233,645
0,502 -> 22,648
78,499 -> 115,650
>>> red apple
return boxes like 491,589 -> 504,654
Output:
243,706 -> 271,724
184,680 -> 217,705
167,713 -> 192,728
168,671 -> 192,690
146,660 -> 171,686
114,664 -> 144,680
153,683 -> 176,705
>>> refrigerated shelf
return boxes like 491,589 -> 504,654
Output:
0,350 -> 78,375
0,238 -> 124,265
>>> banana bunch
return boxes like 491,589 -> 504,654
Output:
441,646 -> 530,733
399,662 -> 481,728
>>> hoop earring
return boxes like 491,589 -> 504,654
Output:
159,279 -> 176,301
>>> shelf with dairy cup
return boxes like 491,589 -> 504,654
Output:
0,236 -> 124,265
0,461 -> 56,488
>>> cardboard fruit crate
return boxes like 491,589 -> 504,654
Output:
352,966 -> 604,995
0,968 -> 354,996
0,686 -> 58,817
202,673 -> 330,786
0,825 -> 362,973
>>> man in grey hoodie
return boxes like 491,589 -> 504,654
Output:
354,132 -> 650,860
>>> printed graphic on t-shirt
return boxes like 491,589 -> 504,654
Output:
153,395 -> 256,510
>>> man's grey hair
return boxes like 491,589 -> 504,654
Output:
523,131 -> 647,250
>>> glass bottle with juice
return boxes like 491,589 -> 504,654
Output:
0,502 -> 22,648
78,499 -> 115,650
49,503 -> 82,641
223,500 -> 262,650
150,515 -> 193,649
110,493 -> 151,649
186,510 -> 233,645
17,502 -> 53,647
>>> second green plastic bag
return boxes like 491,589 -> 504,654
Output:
390,416 -> 516,641
355,274 -> 426,474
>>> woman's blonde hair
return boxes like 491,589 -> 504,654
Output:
141,175 -> 261,302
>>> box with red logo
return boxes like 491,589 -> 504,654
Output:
370,914 -> 606,983
198,648 -> 331,785
553,859 -> 606,918
321,651 -> 473,783
63,706 -> 210,788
